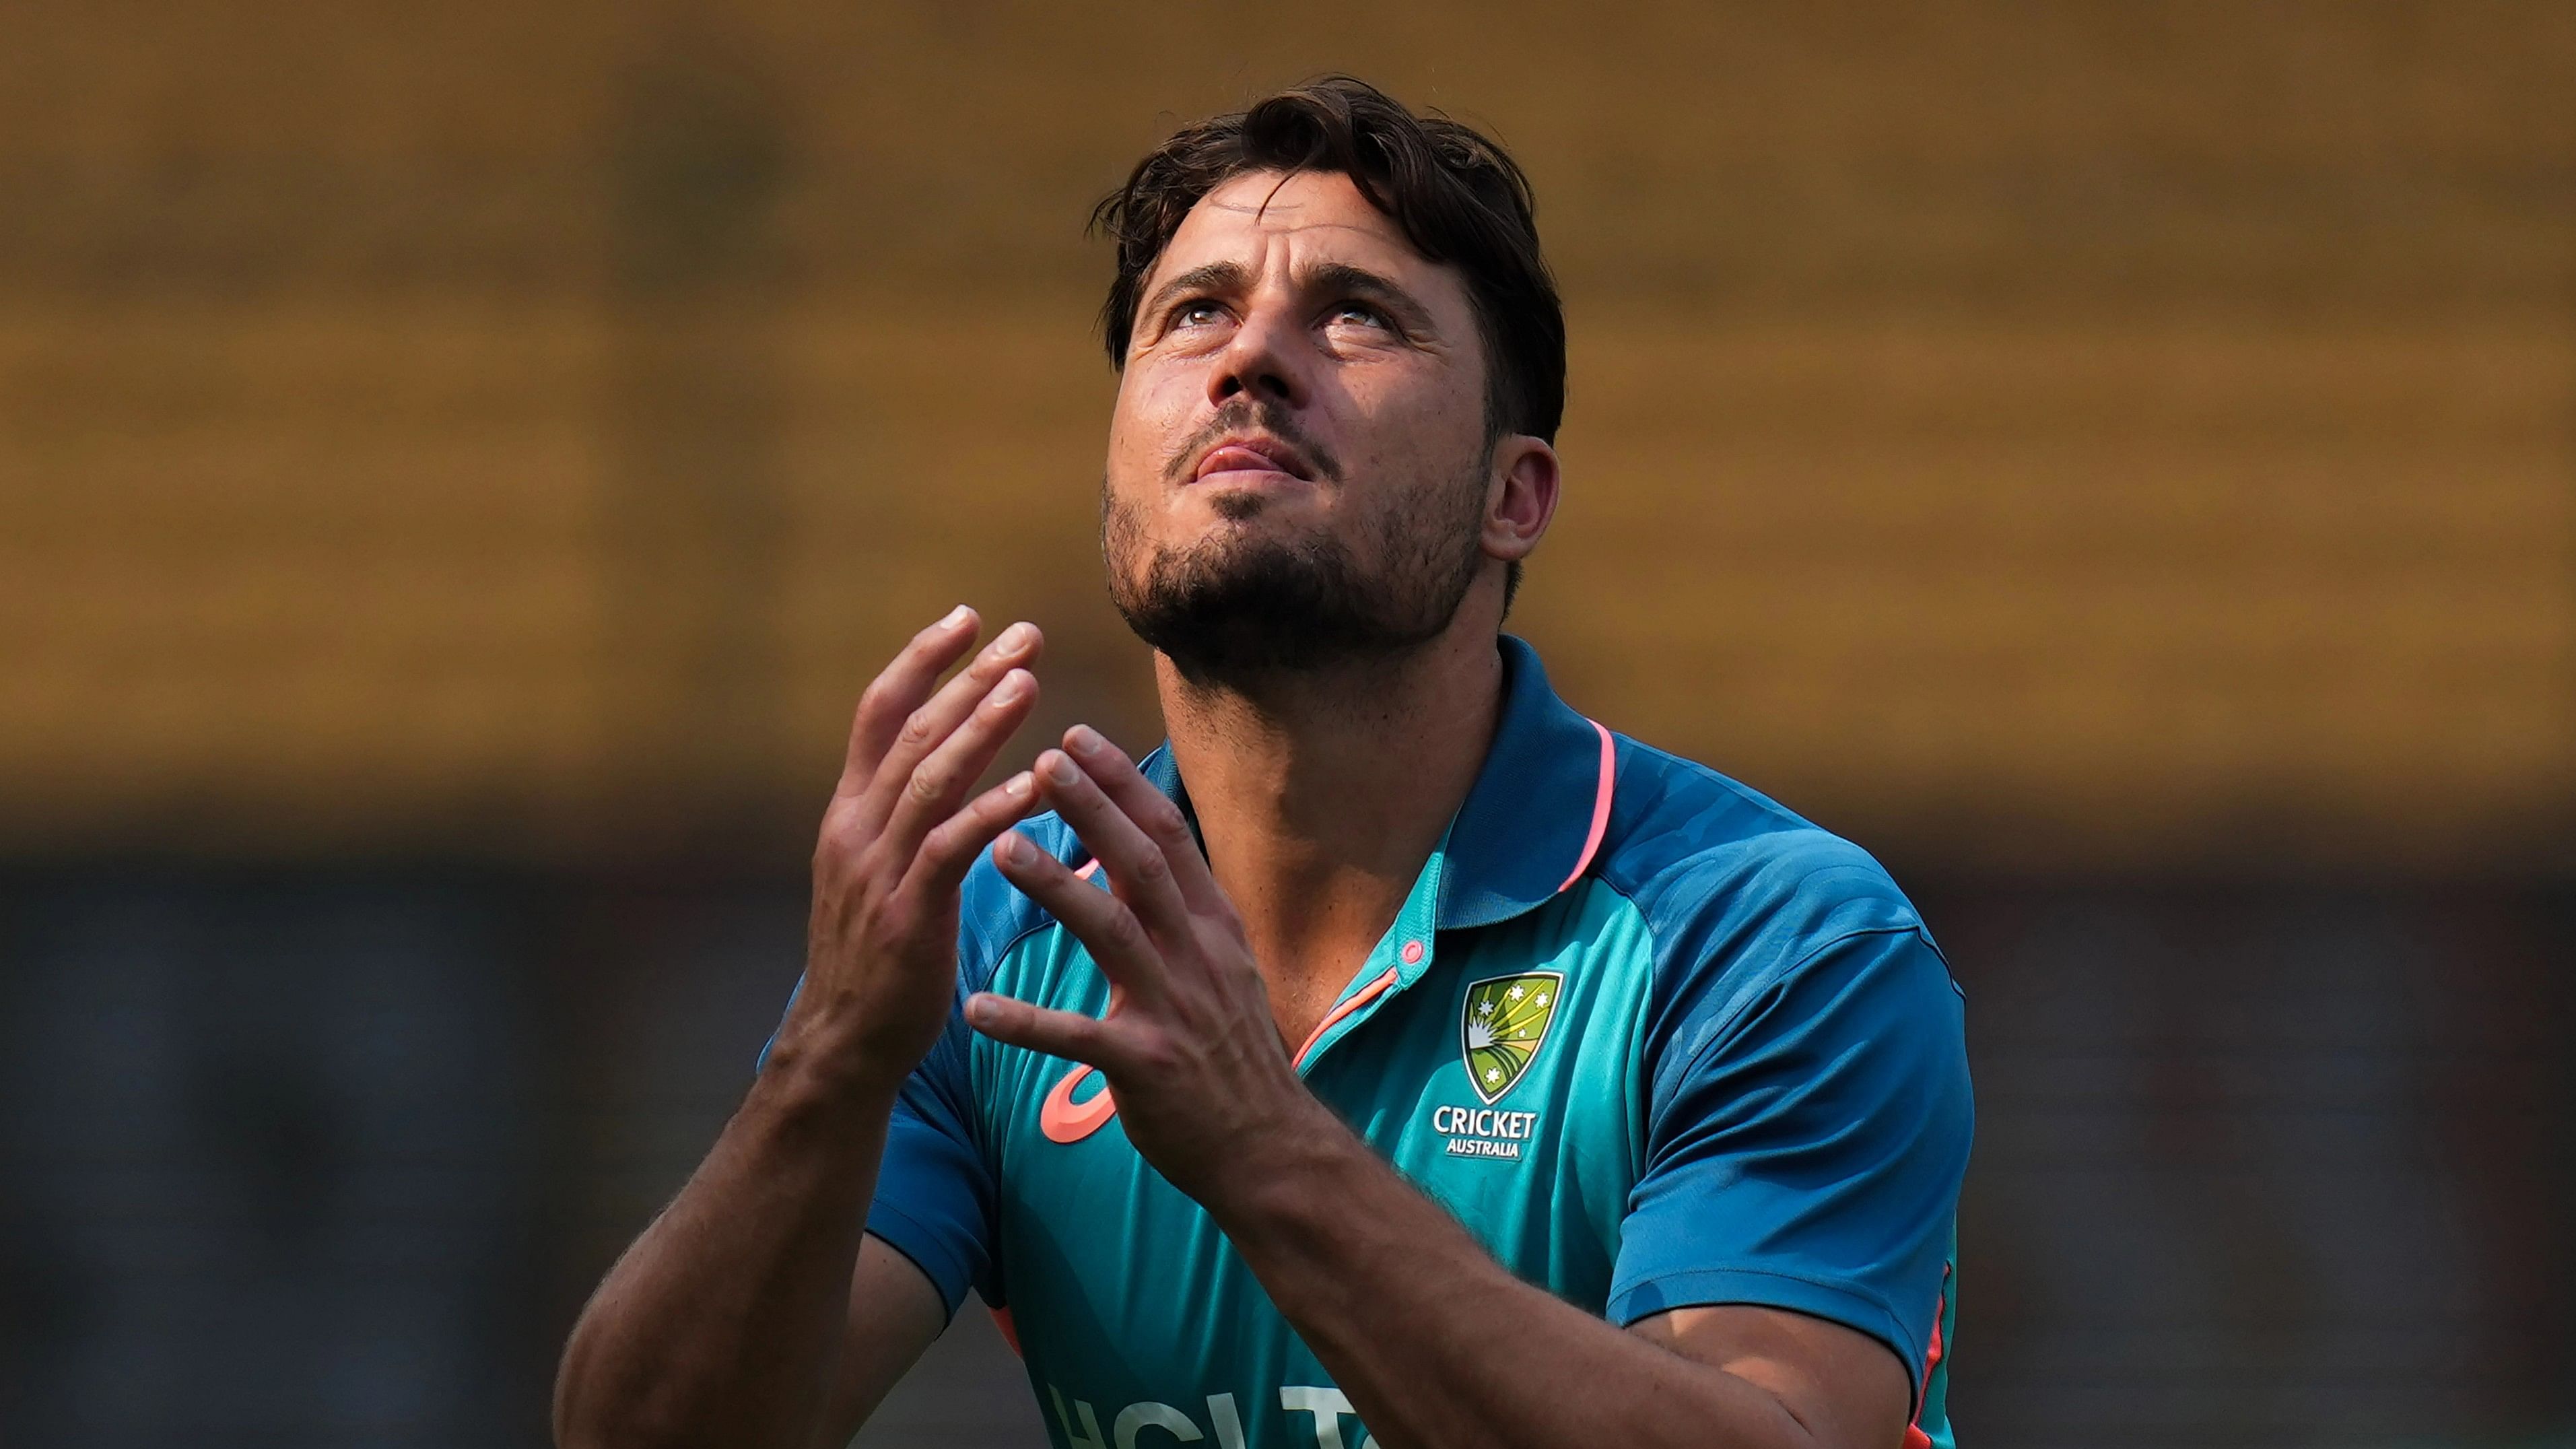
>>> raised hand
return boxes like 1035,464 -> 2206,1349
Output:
768,607 -> 1048,1101
964,724 -> 1331,1203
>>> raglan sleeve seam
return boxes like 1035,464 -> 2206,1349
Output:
1656,919 -> 1937,1091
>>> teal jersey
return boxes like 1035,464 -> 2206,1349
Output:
768,638 -> 1971,1448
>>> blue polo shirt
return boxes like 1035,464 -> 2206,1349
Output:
768,636 -> 1971,1449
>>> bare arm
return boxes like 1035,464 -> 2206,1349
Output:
553,609 -> 1046,1449
1207,1122 -> 1909,1449
552,1077 -> 942,1449
800,1238 -> 953,1449
963,727 -> 1913,1449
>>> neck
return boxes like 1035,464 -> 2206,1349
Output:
1156,623 -> 1505,1040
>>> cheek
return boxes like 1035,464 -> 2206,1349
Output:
1349,354 -> 1481,448
1106,366 -> 1200,487
1345,382 -> 1485,495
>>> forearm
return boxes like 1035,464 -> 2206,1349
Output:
551,608 -> 1042,1446
1211,1120 -> 1820,1449
552,1048 -> 895,1449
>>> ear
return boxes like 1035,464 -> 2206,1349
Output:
1481,434 -> 1560,564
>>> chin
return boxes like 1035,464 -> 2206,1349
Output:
1188,479 -> 1328,527
1179,510 -> 1339,571
1204,487 -> 1273,525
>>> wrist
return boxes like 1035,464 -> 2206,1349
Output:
756,1011 -> 916,1116
741,1054 -> 906,1171
1193,1093 -> 1375,1232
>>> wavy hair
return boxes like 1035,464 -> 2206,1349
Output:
1091,75 -> 1565,448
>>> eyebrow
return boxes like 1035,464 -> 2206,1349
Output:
1137,258 -> 1439,335
1303,261 -> 1436,333
1140,261 -> 1250,325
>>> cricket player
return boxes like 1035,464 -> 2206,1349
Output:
557,75 -> 1971,1449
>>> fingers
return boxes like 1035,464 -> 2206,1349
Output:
853,620 -> 1044,828
962,990 -> 1116,1065
990,828 -> 1172,1003
1059,726 -> 1222,911
1027,743 -> 1195,941
881,664 -> 1042,855
841,607 -> 981,792
905,768 -> 1042,899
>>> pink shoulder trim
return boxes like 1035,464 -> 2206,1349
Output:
1557,720 -> 1616,894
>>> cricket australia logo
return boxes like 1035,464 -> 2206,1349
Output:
1460,971 -> 1562,1104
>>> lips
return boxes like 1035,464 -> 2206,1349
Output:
1190,436 -> 1314,483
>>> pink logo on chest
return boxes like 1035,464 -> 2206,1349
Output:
1039,1065 -> 1118,1144
1031,720 -> 1611,1149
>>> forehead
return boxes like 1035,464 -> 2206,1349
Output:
1145,168 -> 1453,296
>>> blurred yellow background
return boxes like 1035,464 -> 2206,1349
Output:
4,9 -> 2574,1446
9,0 -> 2568,873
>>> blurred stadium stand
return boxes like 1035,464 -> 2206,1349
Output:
1,3 -> 2569,1445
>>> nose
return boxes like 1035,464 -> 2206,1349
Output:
1205,288 -> 1308,411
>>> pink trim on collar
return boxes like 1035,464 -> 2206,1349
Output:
1557,720 -> 1616,894
1291,966 -> 1402,1069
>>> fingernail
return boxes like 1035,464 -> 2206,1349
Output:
1066,724 -> 1104,756
999,832 -> 1036,863
991,670 -> 1029,704
1043,751 -> 1080,786
1003,771 -> 1033,799
965,994 -> 998,1026
942,604 -> 972,629
996,621 -> 1036,652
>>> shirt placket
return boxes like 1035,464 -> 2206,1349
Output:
1291,846 -> 1448,1075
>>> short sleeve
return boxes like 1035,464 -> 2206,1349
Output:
756,983 -> 997,1320
1607,924 -> 1971,1388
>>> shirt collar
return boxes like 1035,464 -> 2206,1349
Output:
1137,635 -> 1613,934
1436,634 -> 1615,929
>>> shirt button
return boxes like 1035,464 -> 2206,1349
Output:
1401,939 -> 1425,965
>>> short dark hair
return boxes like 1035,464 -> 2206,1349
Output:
1092,77 -> 1565,608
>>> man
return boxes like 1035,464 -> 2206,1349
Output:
555,77 -> 1971,1449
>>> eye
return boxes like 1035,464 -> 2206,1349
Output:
1326,300 -> 1391,330
1172,299 -> 1227,329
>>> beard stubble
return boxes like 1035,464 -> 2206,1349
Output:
1104,403 -> 1492,688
